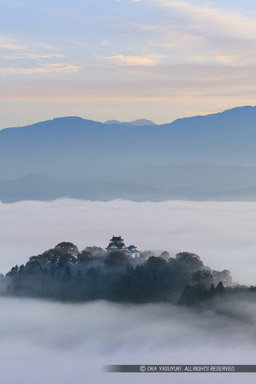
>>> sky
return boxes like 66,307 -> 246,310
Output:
1,0 -> 256,128
1,199 -> 256,285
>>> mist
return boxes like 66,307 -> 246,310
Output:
1,297 -> 256,384
1,199 -> 256,383
0,199 -> 256,285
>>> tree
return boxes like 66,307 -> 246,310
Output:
104,251 -> 128,267
83,246 -> 105,257
77,250 -> 92,263
145,256 -> 167,270
63,266 -> 71,280
160,251 -> 170,259
178,284 -> 205,305
191,270 -> 213,287
176,252 -> 203,271
216,281 -> 225,294
212,270 -> 232,286
55,242 -> 79,257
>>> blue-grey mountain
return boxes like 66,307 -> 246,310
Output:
1,106 -> 256,202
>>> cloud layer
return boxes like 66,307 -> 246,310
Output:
1,196 -> 256,383
1,296 -> 256,384
1,199 -> 256,285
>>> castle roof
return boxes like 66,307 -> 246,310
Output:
127,245 -> 137,250
106,235 -> 126,250
106,236 -> 140,256
111,236 -> 123,241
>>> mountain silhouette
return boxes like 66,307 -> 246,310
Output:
1,106 -> 256,202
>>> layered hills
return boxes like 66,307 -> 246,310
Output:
1,106 -> 256,202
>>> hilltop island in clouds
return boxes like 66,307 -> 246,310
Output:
1,106 -> 256,203
2,236 -> 255,306
3,0 -> 256,382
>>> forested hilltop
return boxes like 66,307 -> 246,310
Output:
1,242 -> 255,305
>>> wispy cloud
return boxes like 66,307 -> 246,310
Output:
0,36 -> 79,75
125,2 -> 256,69
2,53 -> 65,60
151,0 -> 256,39
1,63 -> 80,75
100,55 -> 159,66
0,37 -> 26,51
189,53 -> 241,66
1,0 -> 256,124
0,37 -> 57,52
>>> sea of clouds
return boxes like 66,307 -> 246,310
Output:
1,199 -> 256,383
1,297 -> 256,384
0,199 -> 256,284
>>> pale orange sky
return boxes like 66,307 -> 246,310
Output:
1,0 -> 256,128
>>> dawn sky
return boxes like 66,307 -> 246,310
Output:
1,0 -> 256,128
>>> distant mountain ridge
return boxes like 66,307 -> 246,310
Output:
1,106 -> 256,202
1,164 -> 256,203
104,119 -> 156,126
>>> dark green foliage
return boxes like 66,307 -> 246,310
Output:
83,246 -> 105,257
176,252 -> 203,271
191,269 -> 213,289
77,250 -> 93,264
216,281 -> 225,294
55,242 -> 79,256
178,281 -> 227,305
104,251 -> 128,267
1,242 -> 240,305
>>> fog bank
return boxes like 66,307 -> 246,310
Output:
0,199 -> 256,284
0,297 -> 256,384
